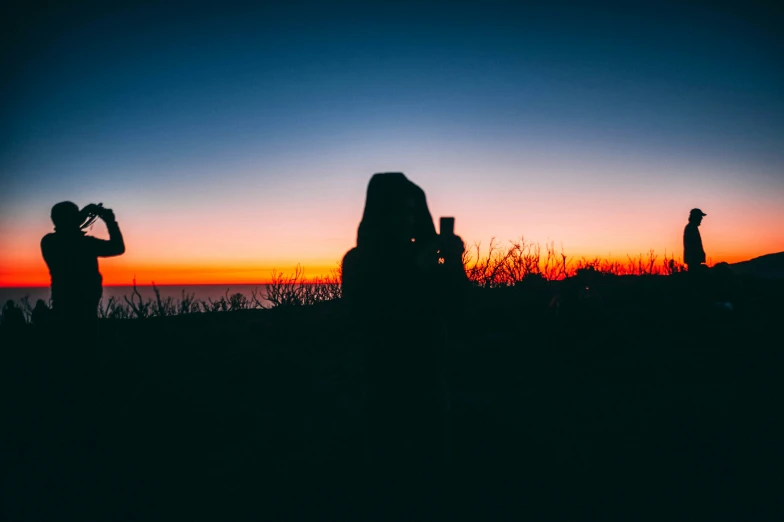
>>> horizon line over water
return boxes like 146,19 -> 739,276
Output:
0,285 -> 278,307
0,283 -> 328,289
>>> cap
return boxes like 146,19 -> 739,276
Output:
690,208 -> 706,217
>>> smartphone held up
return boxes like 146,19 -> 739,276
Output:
440,217 -> 455,237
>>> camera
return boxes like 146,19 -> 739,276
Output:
79,203 -> 105,229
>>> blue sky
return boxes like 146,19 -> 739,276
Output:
2,1 -> 783,284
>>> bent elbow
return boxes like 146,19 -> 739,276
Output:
109,242 -> 126,256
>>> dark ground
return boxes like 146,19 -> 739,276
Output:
1,275 -> 783,521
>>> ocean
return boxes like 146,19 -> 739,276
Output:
0,285 -> 276,308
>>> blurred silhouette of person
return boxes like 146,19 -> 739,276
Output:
341,172 -> 469,518
31,299 -> 52,327
1,299 -> 26,329
684,208 -> 707,273
41,201 -> 125,351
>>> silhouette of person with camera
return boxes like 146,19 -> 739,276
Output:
684,208 -> 707,273
41,201 -> 125,346
341,172 -> 469,518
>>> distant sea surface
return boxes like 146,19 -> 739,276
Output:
0,285 -> 274,306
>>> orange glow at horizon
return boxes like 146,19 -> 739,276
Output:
2,249 -> 775,288
0,258 -> 342,287
1,234 -> 780,288
2,160 -> 782,288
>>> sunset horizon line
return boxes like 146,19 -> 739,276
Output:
3,249 -> 779,288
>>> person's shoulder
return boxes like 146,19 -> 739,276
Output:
341,247 -> 365,279
343,247 -> 362,266
40,233 -> 56,247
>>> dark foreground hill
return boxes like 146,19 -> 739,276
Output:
1,275 -> 783,521
730,251 -> 784,278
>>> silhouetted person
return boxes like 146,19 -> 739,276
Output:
31,299 -> 52,327
341,172 -> 469,518
684,208 -> 707,273
1,299 -> 26,329
41,201 -> 125,351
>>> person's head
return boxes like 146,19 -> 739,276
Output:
35,299 -> 47,308
357,172 -> 437,255
50,201 -> 82,231
689,208 -> 706,225
4,300 -> 15,309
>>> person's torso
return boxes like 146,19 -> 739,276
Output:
343,245 -> 444,374
42,233 -> 103,301
683,224 -> 704,261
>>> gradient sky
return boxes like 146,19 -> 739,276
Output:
2,1 -> 783,286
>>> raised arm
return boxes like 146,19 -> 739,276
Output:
91,209 -> 126,257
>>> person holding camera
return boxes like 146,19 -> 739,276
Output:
341,172 -> 469,518
41,201 -> 125,339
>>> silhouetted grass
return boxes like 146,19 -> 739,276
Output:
2,240 -> 696,322
2,245 -> 783,521
2,267 -> 782,521
462,237 -> 685,288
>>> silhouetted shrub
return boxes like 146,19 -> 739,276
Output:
463,238 -> 685,287
265,264 -> 342,307
6,241 -> 690,320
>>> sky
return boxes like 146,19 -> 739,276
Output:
1,1 -> 783,286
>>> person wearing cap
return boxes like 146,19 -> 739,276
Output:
41,201 -> 125,333
683,208 -> 707,272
